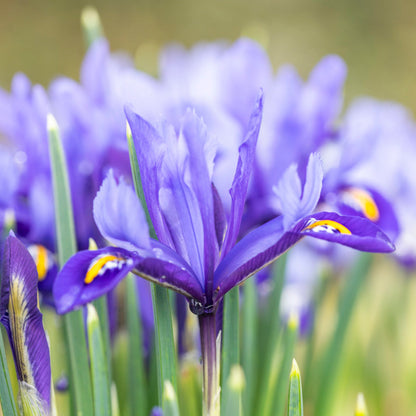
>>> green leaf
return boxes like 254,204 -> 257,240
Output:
151,285 -> 178,404
87,305 -> 111,416
221,286 -> 240,415
258,314 -> 299,416
48,114 -> 93,415
163,380 -> 180,416
126,274 -> 148,415
127,123 -> 178,404
314,253 -> 372,416
288,359 -> 303,416
0,329 -> 18,416
242,277 -> 257,415
222,365 -> 245,416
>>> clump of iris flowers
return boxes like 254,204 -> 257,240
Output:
53,92 -> 393,414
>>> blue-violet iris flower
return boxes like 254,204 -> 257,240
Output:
53,94 -> 394,316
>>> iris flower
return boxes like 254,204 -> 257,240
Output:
53,95 -> 393,415
0,233 -> 51,415
54,94 -> 394,315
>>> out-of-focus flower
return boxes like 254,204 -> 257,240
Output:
0,233 -> 51,415
322,98 -> 416,267
53,98 -> 393,315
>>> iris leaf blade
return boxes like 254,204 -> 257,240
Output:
0,329 -> 18,416
48,114 -> 93,415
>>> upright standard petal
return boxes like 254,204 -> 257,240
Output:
221,92 -> 263,259
275,153 -> 323,229
125,106 -> 174,247
0,234 -> 51,413
93,170 -> 150,251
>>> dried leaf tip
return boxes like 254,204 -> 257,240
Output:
46,114 -> 58,133
355,392 -> 368,416
288,312 -> 300,331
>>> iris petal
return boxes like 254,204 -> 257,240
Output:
0,234 -> 51,410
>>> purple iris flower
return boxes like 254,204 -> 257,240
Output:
0,233 -> 51,413
53,96 -> 394,316
322,98 -> 416,266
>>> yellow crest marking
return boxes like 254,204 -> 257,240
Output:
304,219 -> 351,235
85,255 -> 122,284
346,188 -> 380,222
35,245 -> 48,282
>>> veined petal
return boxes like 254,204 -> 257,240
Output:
298,211 -> 395,252
53,244 -> 204,314
275,152 -> 323,229
221,92 -> 263,258
53,247 -> 139,314
125,106 -> 175,246
0,234 -> 51,411
181,110 -> 218,290
93,170 -> 150,251
214,211 -> 394,301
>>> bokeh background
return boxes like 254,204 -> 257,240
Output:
2,0 -> 416,111
1,1 -> 416,415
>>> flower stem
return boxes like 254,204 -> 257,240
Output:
199,312 -> 220,416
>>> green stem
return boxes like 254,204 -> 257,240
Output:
199,312 -> 220,416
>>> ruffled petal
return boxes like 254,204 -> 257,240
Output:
93,170 -> 150,251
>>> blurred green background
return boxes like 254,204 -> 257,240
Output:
1,1 -> 416,415
1,0 -> 416,112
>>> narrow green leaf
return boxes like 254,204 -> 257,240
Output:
272,315 -> 299,416
223,365 -> 245,416
111,383 -> 121,416
256,255 -> 288,412
126,123 -> 156,239
242,277 -> 257,415
126,274 -> 148,416
48,114 -> 93,415
288,359 -> 303,416
81,6 -> 104,48
90,240 -> 112,386
127,122 -> 178,405
163,380 -> 180,416
87,305 -> 111,416
221,286 -> 240,415
0,329 -> 18,416
314,253 -> 372,416
152,285 -> 178,404
258,314 -> 299,416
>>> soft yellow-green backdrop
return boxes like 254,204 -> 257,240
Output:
1,0 -> 416,112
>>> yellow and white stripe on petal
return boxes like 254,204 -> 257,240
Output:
8,277 -> 35,386
303,218 -> 351,235
85,254 -> 131,284
342,188 -> 380,222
